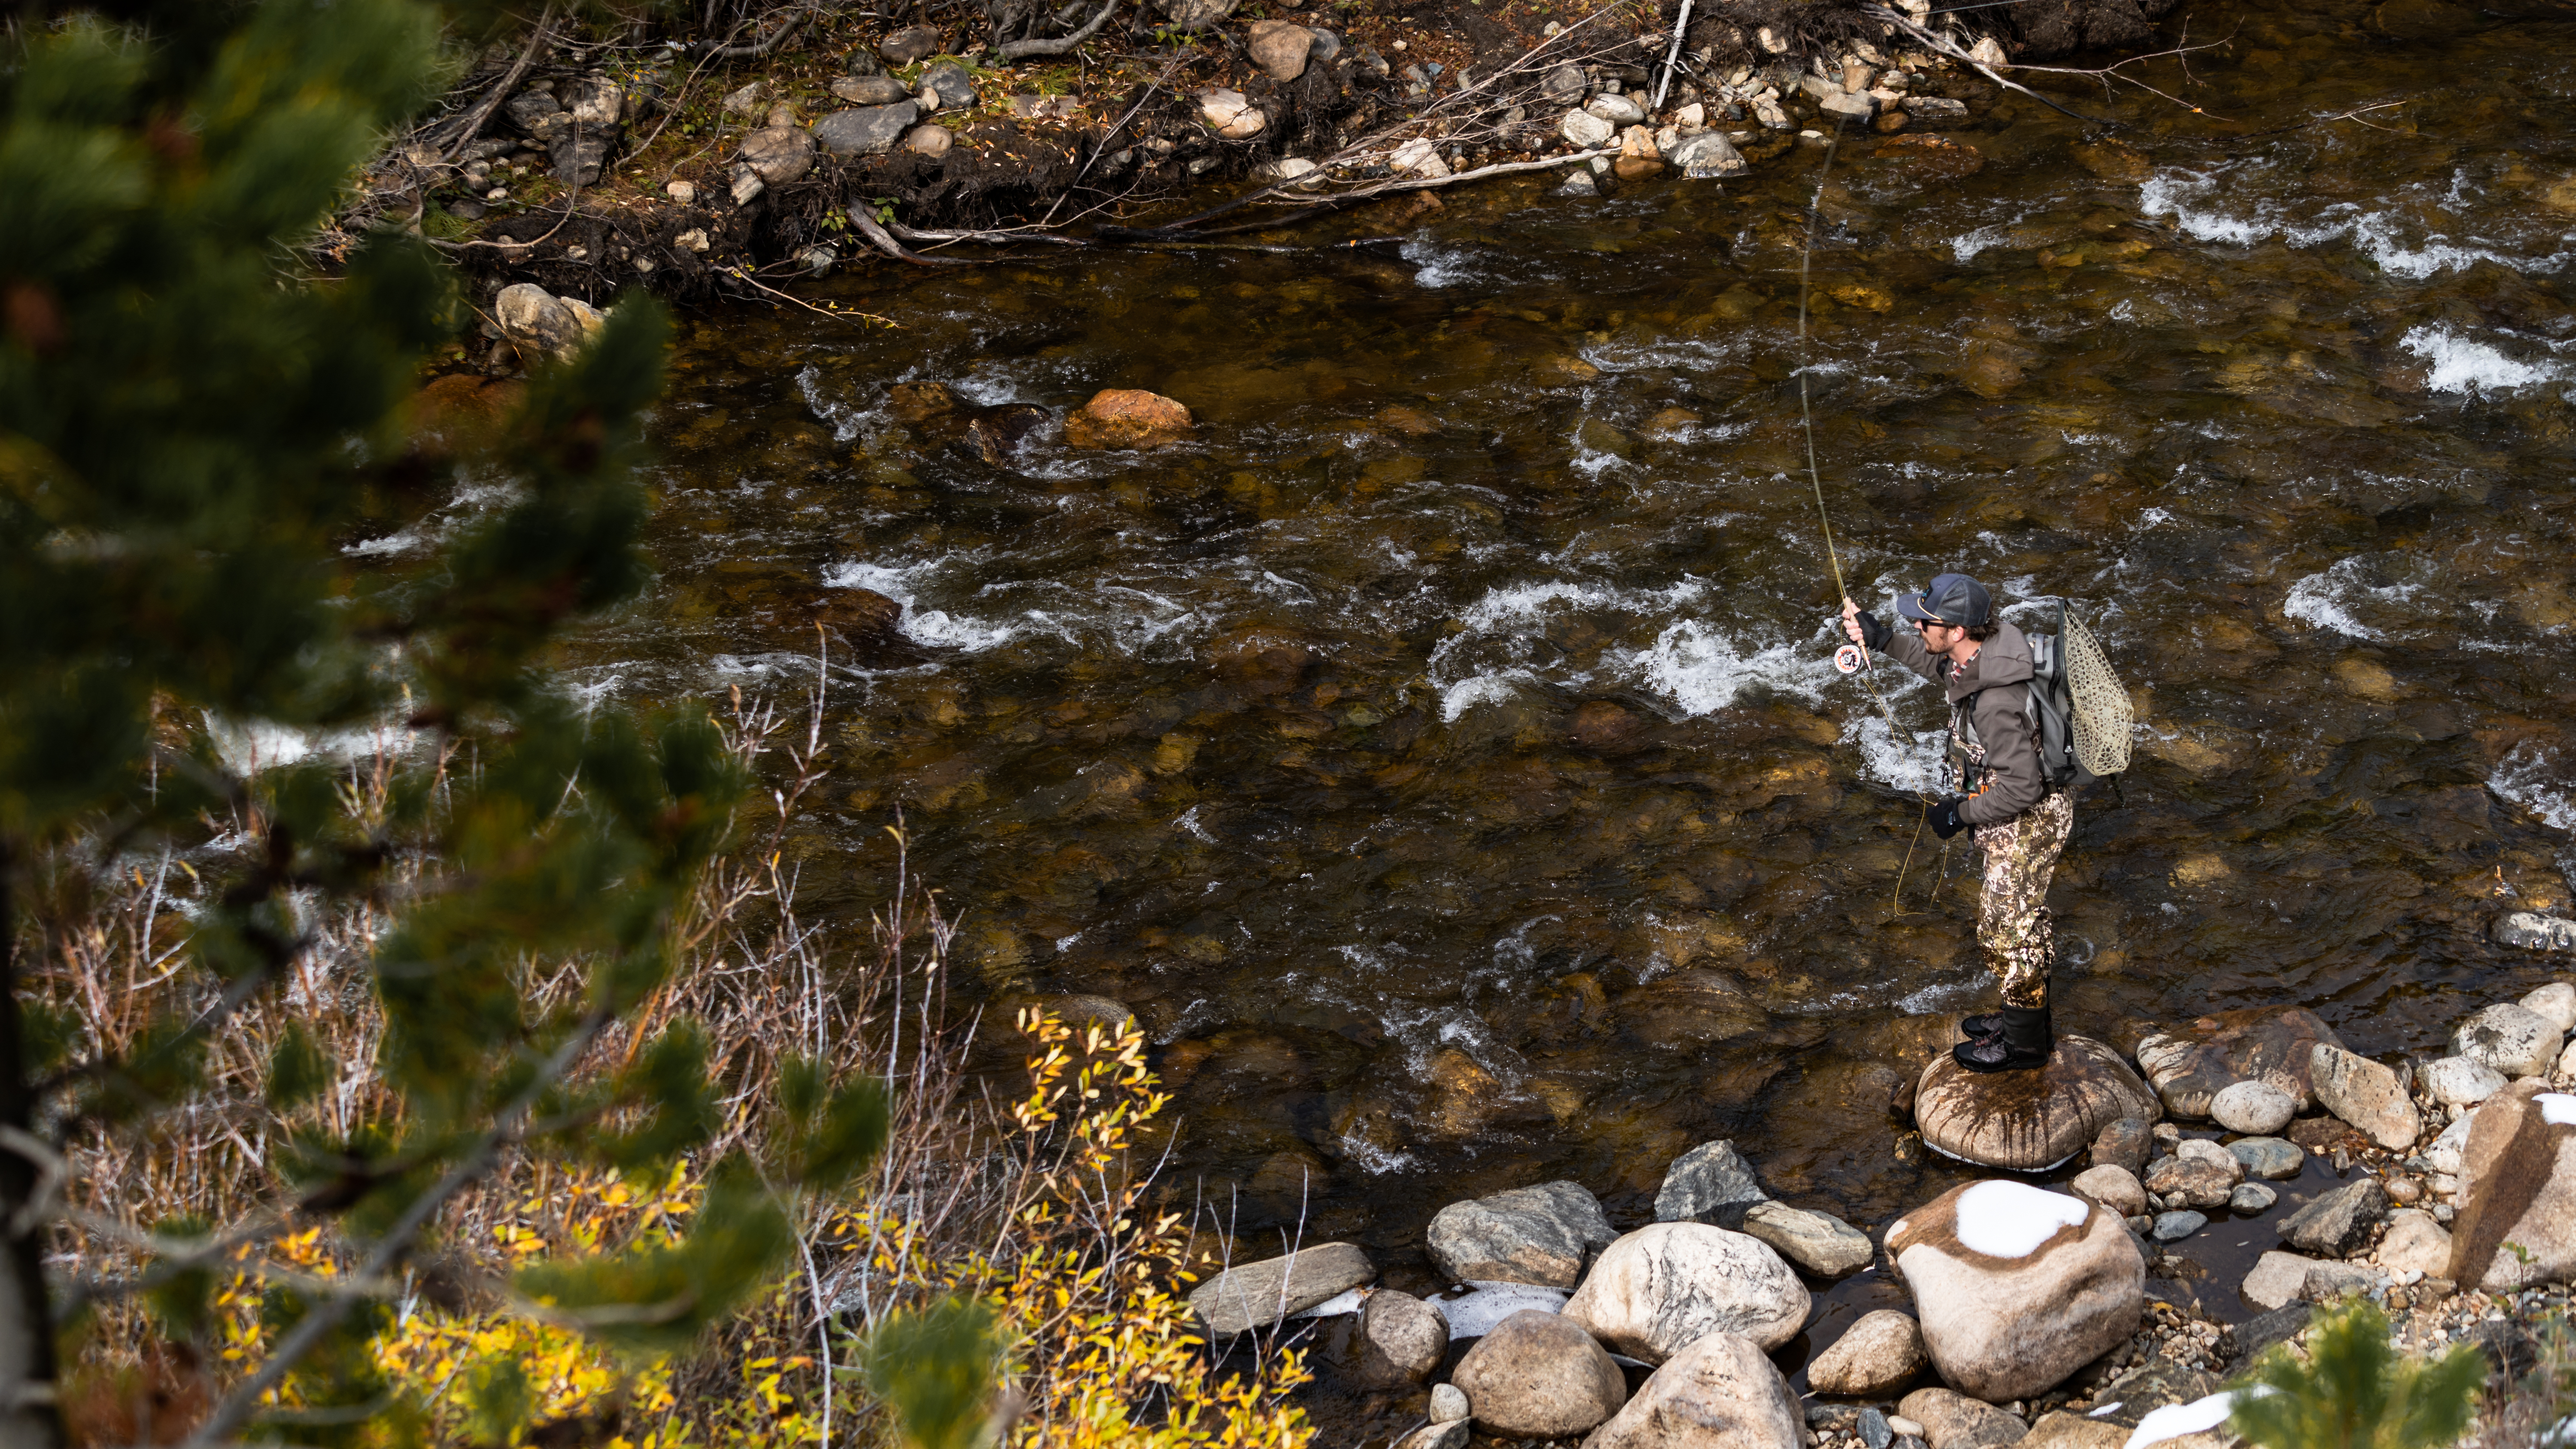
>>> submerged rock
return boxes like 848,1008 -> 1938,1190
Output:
1451,1310 -> 1627,1438
1806,1310 -> 1927,1397
2448,1082 -> 2576,1290
1188,1241 -> 1374,1334
2494,911 -> 2576,953
1561,1222 -> 1810,1360
1913,1035 -> 2158,1170
1586,1331 -> 1804,1449
2136,1006 -> 2345,1118
1427,1180 -> 1616,1288
1885,1180 -> 2145,1402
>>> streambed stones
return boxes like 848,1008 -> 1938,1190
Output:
1806,1310 -> 1928,1397
1427,1180 -> 1616,1288
1560,1222 -> 1810,1361
1584,1331 -> 1804,1449
1886,1180 -> 2146,1402
2211,1080 -> 2297,1135
2450,1002 -> 2562,1079
2310,1043 -> 2422,1150
1913,1035 -> 2157,1170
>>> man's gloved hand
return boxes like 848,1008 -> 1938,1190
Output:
1839,597 -> 1891,650
1929,798 -> 1968,839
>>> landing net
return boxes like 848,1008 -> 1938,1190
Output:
2063,609 -> 2132,777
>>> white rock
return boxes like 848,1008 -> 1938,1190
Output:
2425,1109 -> 2475,1176
1561,1223 -> 1810,1362
2377,1209 -> 2452,1277
1257,157 -> 1323,188
1673,101 -> 1707,128
1583,1332 -> 1803,1449
2212,1080 -> 2296,1136
1561,108 -> 1617,149
1390,137 -> 1451,179
1967,36 -> 2008,67
2524,982 -> 2576,1034
667,179 -> 696,205
2424,1055 -> 2507,1107
1586,94 -> 1646,125
1431,1384 -> 1469,1422
2451,1002 -> 2562,1078
1886,1182 -> 2144,1402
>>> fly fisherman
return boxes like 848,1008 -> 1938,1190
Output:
1840,574 -> 2072,1074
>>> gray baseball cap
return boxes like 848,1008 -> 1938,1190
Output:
1894,573 -> 1991,627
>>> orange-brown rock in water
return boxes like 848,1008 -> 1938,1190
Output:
1063,388 -> 1193,448
1914,1035 -> 2157,1170
887,380 -> 957,419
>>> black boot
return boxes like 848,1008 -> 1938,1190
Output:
1959,1011 -> 2005,1040
1953,1005 -> 2052,1073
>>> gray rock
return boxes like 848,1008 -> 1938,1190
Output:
1542,62 -> 1583,100
503,89 -> 568,141
720,79 -> 766,113
1188,1241 -> 1374,1334
2229,1136 -> 2305,1180
2523,982 -> 2576,1032
1561,108 -> 1617,149
1562,1222 -> 1810,1361
813,102 -> 920,156
1153,0 -> 1236,30
1427,1180 -> 1616,1288
2229,1182 -> 2278,1213
2142,1152 -> 2235,1209
2311,1043 -> 2421,1151
1896,1387 -> 2029,1449
1806,1310 -> 1927,1397
2277,1178 -> 2388,1258
917,61 -> 977,111
2092,1118 -> 2154,1175
1656,1140 -> 1768,1228
2092,1360 -> 2218,1429
2424,1110 -> 2473,1176
879,25 -> 941,63
1430,1382 -> 1469,1422
1399,1424 -> 1467,1449
1586,93 -> 1646,125
1451,1310 -> 1627,1438
1905,95 -> 1969,124
832,74 -> 912,105
1556,167 -> 1600,197
2070,1164 -> 2147,1219
2151,1210 -> 2206,1242
1350,1289 -> 1449,1386
739,124 -> 815,185
2299,1259 -> 2383,1303
1586,1331 -> 1804,1449
2495,911 -> 2576,953
1818,90 -> 1876,121
2213,1080 -> 2297,1135
2241,1251 -> 2326,1312
2422,1055 -> 2505,1107
1668,131 -> 1747,179
494,283 -> 602,364
2450,1002 -> 2561,1079
1739,1200 -> 1873,1276
1861,1409 -> 1895,1449
903,123 -> 953,157
2228,1303 -> 2312,1367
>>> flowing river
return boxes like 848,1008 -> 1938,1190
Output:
550,0 -> 2576,1385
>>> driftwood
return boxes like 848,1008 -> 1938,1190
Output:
997,0 -> 1122,60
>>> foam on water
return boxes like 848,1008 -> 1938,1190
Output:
1440,671 -> 1531,721
2400,324 -> 2569,393
1843,714 -> 1948,796
201,713 -> 418,776
1400,237 -> 1478,288
1627,619 -> 1835,717
2494,742 -> 2576,831
823,558 -> 1024,652
2139,169 -> 2275,246
2282,555 -> 2420,640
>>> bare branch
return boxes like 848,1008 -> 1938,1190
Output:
998,0 -> 1120,61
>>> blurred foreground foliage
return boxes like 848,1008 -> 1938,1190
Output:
2229,1299 -> 2486,1449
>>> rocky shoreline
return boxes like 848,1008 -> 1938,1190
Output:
1178,946 -> 2576,1449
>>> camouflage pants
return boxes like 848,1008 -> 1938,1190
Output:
1973,791 -> 2073,1009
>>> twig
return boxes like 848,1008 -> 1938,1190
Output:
844,205 -> 976,265
709,3 -> 813,58
1866,6 -> 2117,126
435,1 -> 564,161
997,0 -> 1120,60
1650,0 -> 1694,114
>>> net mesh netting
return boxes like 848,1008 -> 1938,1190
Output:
2063,609 -> 2132,776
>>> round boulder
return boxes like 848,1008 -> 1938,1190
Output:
1584,1331 -> 1803,1449
1063,388 -> 1195,449
2212,1080 -> 2296,1136
2451,1002 -> 2563,1079
1451,1309 -> 1627,1439
2424,1055 -> 2507,1107
1885,1180 -> 2146,1403
1914,1034 -> 2160,1170
1561,1222 -> 1810,1363
1806,1310 -> 1928,1397
1347,1288 -> 1448,1387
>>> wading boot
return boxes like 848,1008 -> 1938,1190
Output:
1959,1011 -> 2005,1040
1953,1005 -> 2052,1073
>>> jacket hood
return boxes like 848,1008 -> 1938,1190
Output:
1945,621 -> 2032,703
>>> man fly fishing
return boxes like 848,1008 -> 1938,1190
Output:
1841,573 -> 2071,1075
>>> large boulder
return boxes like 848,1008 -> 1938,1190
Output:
2451,1003 -> 2563,1079
2309,1043 -> 2421,1151
1806,1310 -> 1928,1397
2448,1082 -> 2576,1290
494,284 -> 603,364
1428,1180 -> 1616,1288
1885,1181 -> 2145,1402
2133,1006 -> 2345,1116
2276,1179 -> 2387,1258
1656,1140 -> 1769,1226
814,102 -> 919,155
1346,1289 -> 1449,1386
1561,1222 -> 1810,1362
1914,1035 -> 2158,1170
1453,1310 -> 1627,1439
1739,1201 -> 1873,1277
1582,1331 -> 1802,1449
1063,388 -> 1195,449
1188,1241 -> 1374,1334
1897,1388 -> 2029,1449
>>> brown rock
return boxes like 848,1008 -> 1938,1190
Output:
2135,1006 -> 2345,1117
1063,388 -> 1194,449
1583,1331 -> 1801,1449
2448,1079 -> 2576,1291
2090,1118 -> 2153,1176
1805,1309 -> 1927,1397
1571,700 -> 1656,754
1374,405 -> 1443,436
1453,1309 -> 1628,1439
1348,1288 -> 1450,1387
1246,19 -> 1314,80
888,380 -> 958,419
2310,1043 -> 2422,1151
2018,1410 -> 2129,1449
1886,1181 -> 2145,1402
964,403 -> 1052,465
2069,1165 -> 2146,1219
1898,1388 -> 2029,1449
1914,1035 -> 2160,1170
1613,155 -> 1668,182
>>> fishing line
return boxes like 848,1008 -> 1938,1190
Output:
1791,114 -> 1950,911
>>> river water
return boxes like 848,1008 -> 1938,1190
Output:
563,0 -> 2576,1376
